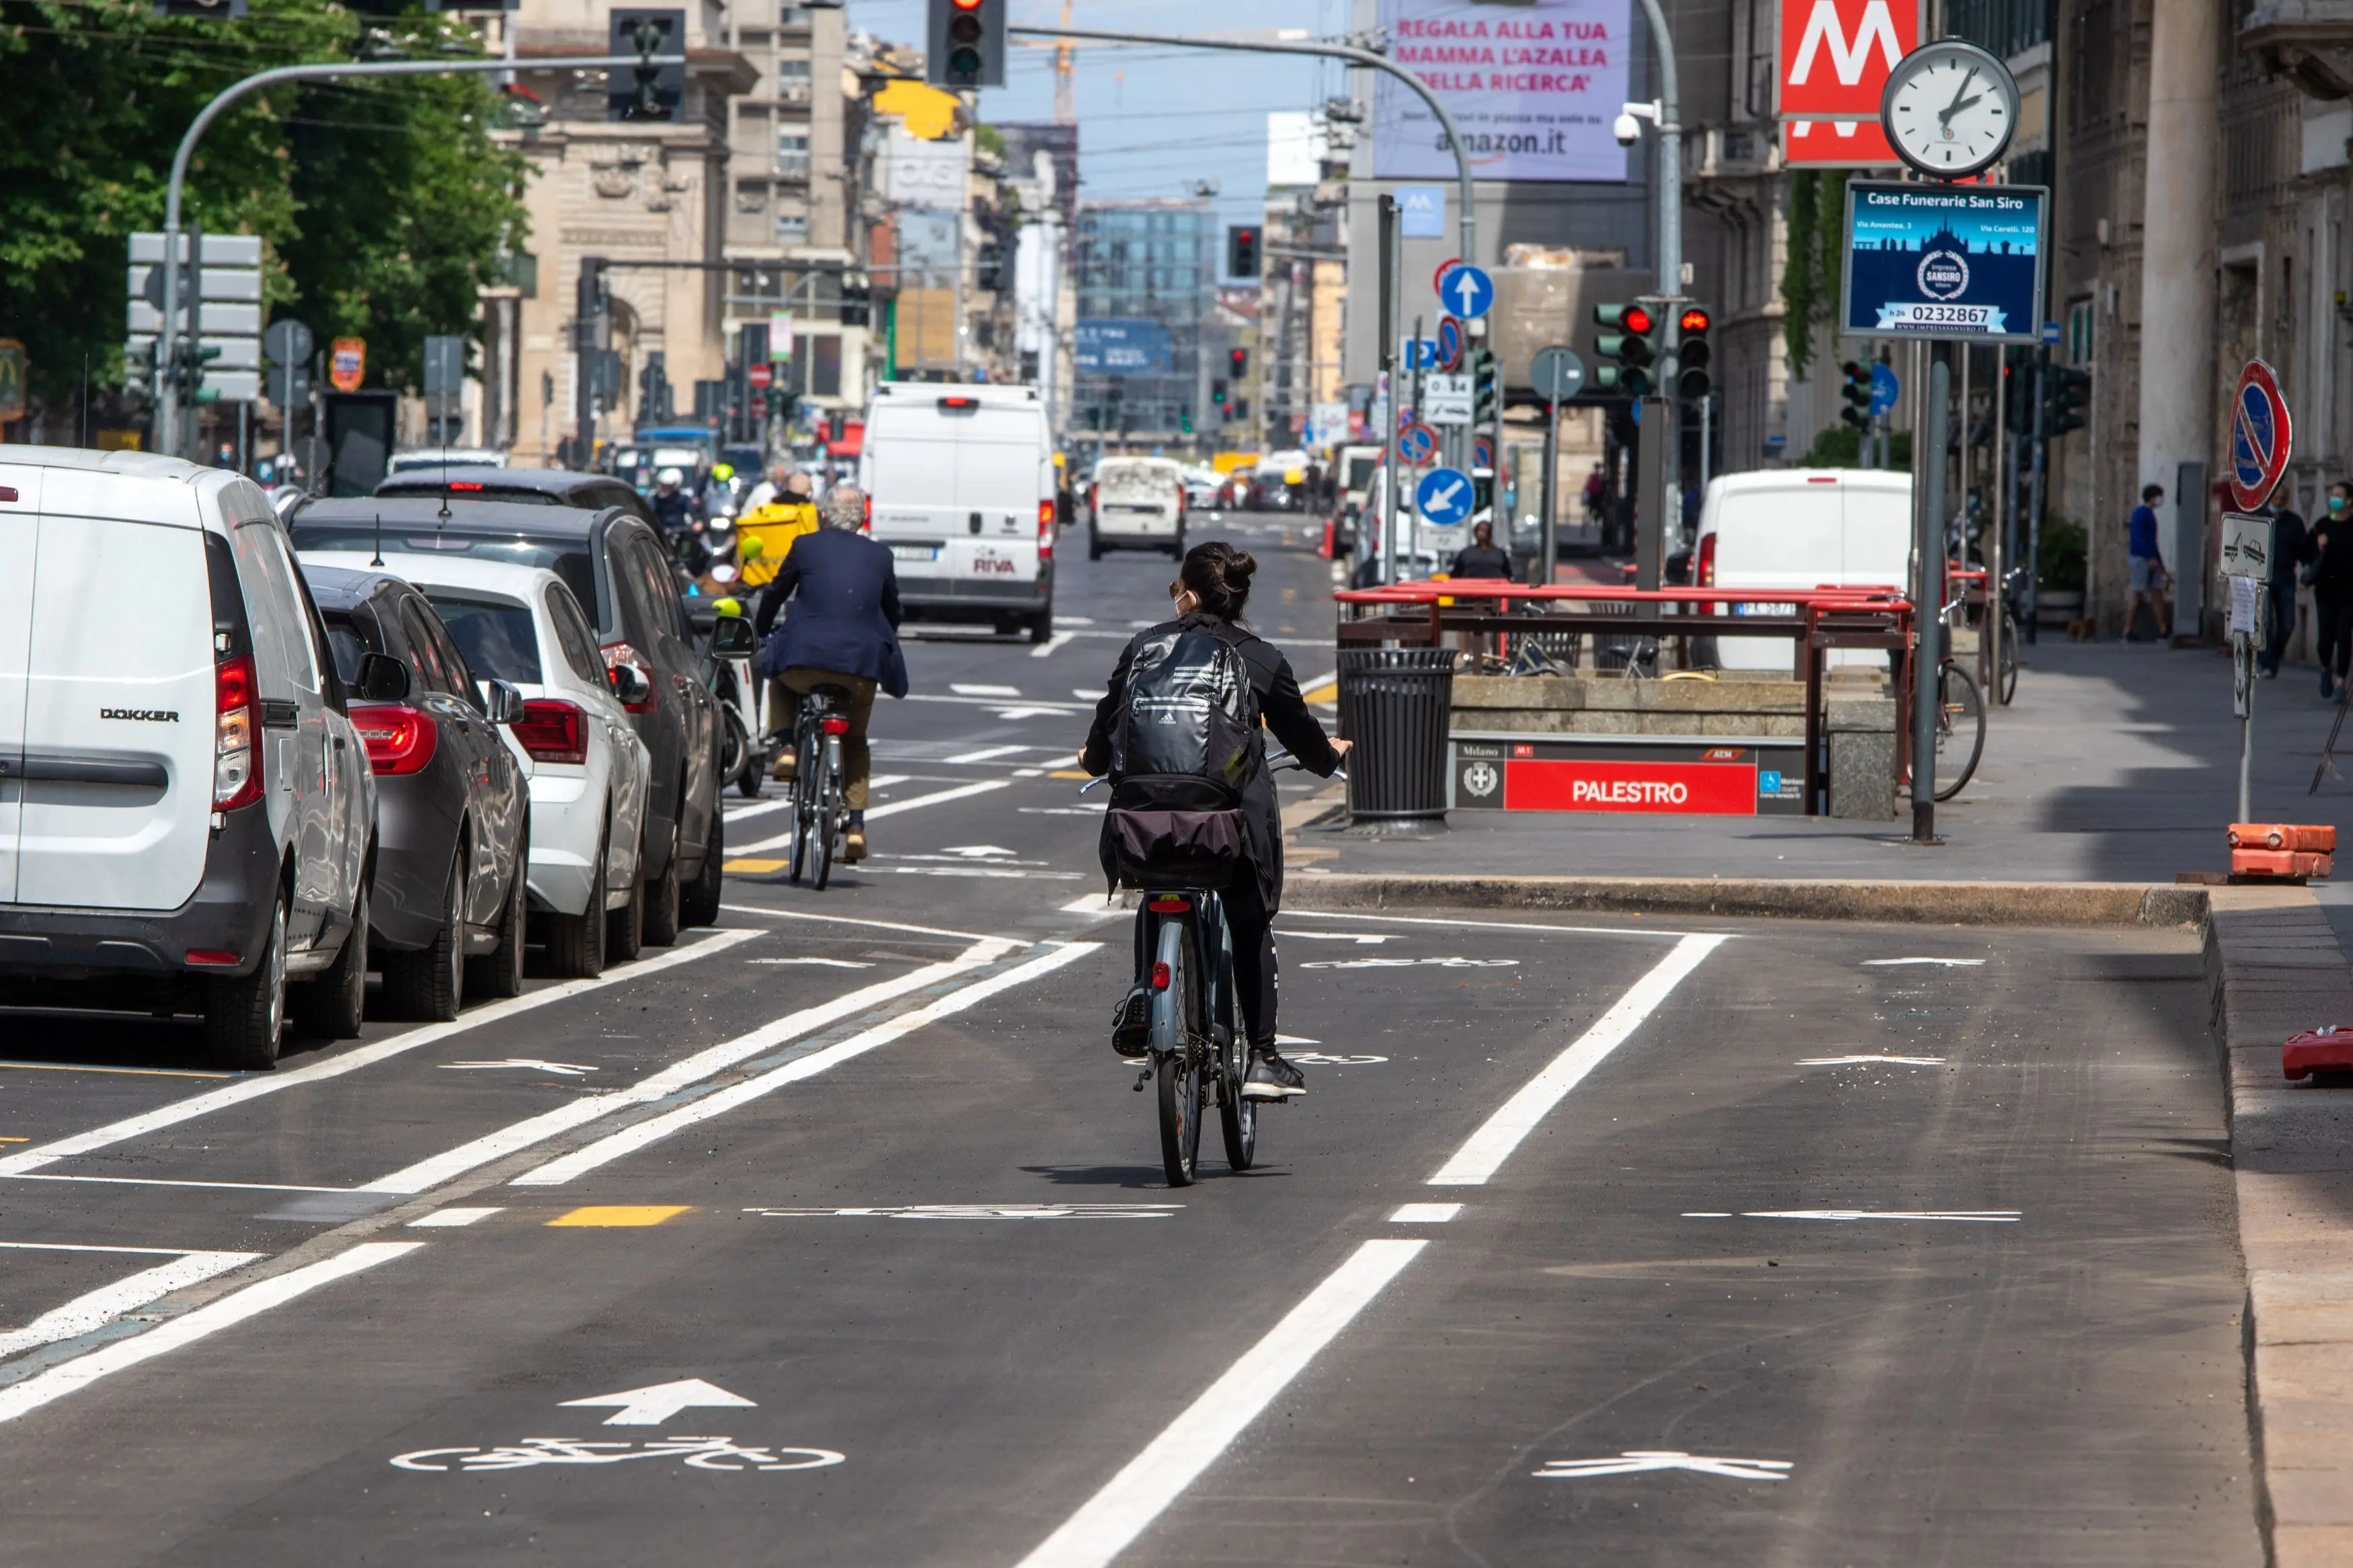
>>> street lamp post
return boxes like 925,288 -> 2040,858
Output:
155,52 -> 684,458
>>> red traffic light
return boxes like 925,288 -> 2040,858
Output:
952,0 -> 983,9
1678,307 -> 1710,333
1621,304 -> 1654,335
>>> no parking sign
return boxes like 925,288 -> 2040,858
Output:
2229,358 -> 2292,511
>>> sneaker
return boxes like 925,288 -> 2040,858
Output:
1110,985 -> 1152,1058
1242,1049 -> 1307,1101
843,830 -> 867,864
770,751 -> 797,782
2325,674 -> 2338,702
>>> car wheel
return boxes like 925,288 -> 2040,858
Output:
1027,610 -> 1053,645
1170,532 -> 1187,560
383,849 -> 467,1022
641,823 -> 682,948
290,876 -> 369,1040
546,823 -> 608,979
465,835 -> 528,1000
1088,529 -> 1103,561
208,893 -> 288,1070
609,841 -> 647,961
681,804 -> 723,929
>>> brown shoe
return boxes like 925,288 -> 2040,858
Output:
843,831 -> 867,864
770,750 -> 796,782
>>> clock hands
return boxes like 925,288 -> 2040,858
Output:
1938,68 -> 1981,126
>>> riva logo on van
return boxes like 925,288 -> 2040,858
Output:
100,708 -> 180,723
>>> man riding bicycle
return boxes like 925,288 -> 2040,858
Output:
752,484 -> 906,864
1080,541 -> 1351,1102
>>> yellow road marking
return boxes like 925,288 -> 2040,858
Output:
723,858 -> 789,874
0,1137 -> 26,1143
1299,680 -> 1338,704
546,1205 -> 692,1228
1048,769 -> 1092,780
0,1059 -> 233,1079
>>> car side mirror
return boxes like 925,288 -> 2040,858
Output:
609,663 -> 651,706
481,678 -> 526,725
354,651 -> 413,703
709,616 -> 756,657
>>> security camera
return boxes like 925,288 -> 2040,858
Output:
1613,112 -> 1642,147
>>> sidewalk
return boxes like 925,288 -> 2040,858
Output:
1300,638 -> 2353,887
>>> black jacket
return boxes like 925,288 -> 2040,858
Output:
754,526 -> 910,698
2270,511 -> 2313,588
1451,544 -> 1515,581
1082,614 -> 1342,911
2314,515 -> 2353,604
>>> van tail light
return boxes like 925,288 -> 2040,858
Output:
1696,531 -> 1718,616
512,698 -> 588,764
861,493 -> 873,534
820,716 -> 850,735
212,654 -> 263,811
602,642 -> 656,713
349,704 -> 439,775
1038,497 -> 1055,559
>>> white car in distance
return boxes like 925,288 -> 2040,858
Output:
301,552 -> 652,976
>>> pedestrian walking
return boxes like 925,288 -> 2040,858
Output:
2260,499 -> 2315,677
2309,483 -> 2353,698
2127,483 -> 2171,640
1451,520 -> 1514,581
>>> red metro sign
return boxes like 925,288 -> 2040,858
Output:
1776,0 -> 1919,166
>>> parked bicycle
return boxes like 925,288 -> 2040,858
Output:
1930,597 -> 1987,801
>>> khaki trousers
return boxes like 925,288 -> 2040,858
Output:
768,668 -> 879,809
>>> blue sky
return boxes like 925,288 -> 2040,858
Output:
846,0 -> 1352,235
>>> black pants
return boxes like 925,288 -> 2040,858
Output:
2263,579 -> 2298,671
2320,598 -> 2353,681
1129,873 -> 1280,1054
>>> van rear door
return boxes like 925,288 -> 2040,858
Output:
0,464 -> 44,903
1714,478 -> 1843,671
865,400 -> 1047,585
15,470 -> 217,911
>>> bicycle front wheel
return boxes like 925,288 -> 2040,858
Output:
788,734 -> 814,884
1933,663 -> 1986,801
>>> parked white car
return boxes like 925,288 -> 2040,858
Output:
1087,456 -> 1187,559
301,552 -> 651,976
0,448 -> 375,1067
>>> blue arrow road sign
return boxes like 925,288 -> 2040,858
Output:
1438,264 -> 1494,321
1417,466 -> 1474,525
1398,422 -> 1439,466
1869,364 -> 1899,418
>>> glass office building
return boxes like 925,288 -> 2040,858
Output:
1073,201 -> 1209,443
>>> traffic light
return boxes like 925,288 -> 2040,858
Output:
2045,365 -> 2091,437
1181,411 -> 1194,436
1211,379 -> 1228,407
608,11 -> 684,121
1227,225 -> 1261,279
927,0 -> 1004,89
1839,360 -> 1873,431
1675,306 -> 1712,400
1591,303 -> 1655,397
1470,345 -> 1498,425
1229,347 -> 1248,378
123,338 -> 159,406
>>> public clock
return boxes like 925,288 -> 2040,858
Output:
1879,40 -> 2019,179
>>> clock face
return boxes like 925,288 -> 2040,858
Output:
1881,43 -> 2018,178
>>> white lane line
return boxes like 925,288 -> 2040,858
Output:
407,1207 -> 502,1228
1798,1055 -> 1946,1067
950,684 -> 1023,697
1012,1239 -> 1425,1568
512,941 -> 1099,1187
0,1251 -> 258,1360
358,940 -> 1020,1195
1031,631 -> 1078,658
867,774 -> 912,791
718,903 -> 990,942
0,1241 -> 421,1426
732,780 -> 1012,852
1428,933 -> 1726,1187
0,1241 -> 202,1256
748,957 -> 875,968
1687,1209 -> 2020,1223
1281,909 -> 1716,942
1,1173 -> 350,1194
942,744 -> 1029,765
904,694 -> 1088,714
0,930 -> 762,1178
723,796 -> 791,823
1862,957 -> 1985,967
1388,1203 -> 1462,1224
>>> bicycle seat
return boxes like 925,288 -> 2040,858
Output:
806,682 -> 854,706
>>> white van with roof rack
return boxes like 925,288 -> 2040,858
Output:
858,382 -> 1056,642
0,448 -> 375,1067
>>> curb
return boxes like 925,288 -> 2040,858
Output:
1285,872 -> 2207,927
2201,886 -> 2353,1567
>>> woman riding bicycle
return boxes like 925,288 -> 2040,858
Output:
1080,542 -> 1351,1101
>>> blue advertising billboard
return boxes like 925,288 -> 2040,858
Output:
1840,181 -> 2046,344
1074,319 -> 1174,376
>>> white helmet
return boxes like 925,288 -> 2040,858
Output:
657,467 -> 684,489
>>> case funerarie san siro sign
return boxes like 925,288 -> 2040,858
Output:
1839,181 -> 2046,343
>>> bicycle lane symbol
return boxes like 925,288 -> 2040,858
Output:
389,1378 -> 846,1475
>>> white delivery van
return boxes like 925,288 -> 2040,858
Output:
1086,456 -> 1186,559
1692,468 -> 1913,672
859,382 -> 1057,642
0,448 -> 376,1066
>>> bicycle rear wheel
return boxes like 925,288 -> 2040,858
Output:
811,743 -> 838,892
1932,663 -> 1986,801
1999,610 -> 2020,704
1213,926 -> 1255,1171
1154,923 -> 1203,1187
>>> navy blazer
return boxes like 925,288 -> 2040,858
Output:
754,527 -> 910,698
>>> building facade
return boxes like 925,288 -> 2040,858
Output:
1072,200 -> 1211,446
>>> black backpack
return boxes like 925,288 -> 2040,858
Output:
1105,624 -> 1262,887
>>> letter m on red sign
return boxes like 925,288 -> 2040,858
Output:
1778,0 -> 1917,118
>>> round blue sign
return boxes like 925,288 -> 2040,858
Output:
1436,264 -> 1494,321
1398,422 -> 1439,466
1869,364 -> 1900,417
1435,317 -> 1464,372
1415,466 -> 1474,526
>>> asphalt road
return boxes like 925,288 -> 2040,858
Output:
0,511 -> 2261,1564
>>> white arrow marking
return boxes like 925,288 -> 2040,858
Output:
1534,1450 -> 1792,1481
938,844 -> 1018,858
1427,478 -> 1465,511
442,1059 -> 598,1077
1861,956 -> 1985,967
559,1378 -> 758,1427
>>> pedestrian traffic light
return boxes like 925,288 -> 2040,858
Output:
2045,365 -> 2091,438
1675,306 -> 1712,401
608,11 -> 684,121
1228,225 -> 1261,279
1591,303 -> 1655,397
927,0 -> 1004,89
1839,360 -> 1873,431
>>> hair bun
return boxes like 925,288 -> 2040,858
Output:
1222,550 -> 1256,586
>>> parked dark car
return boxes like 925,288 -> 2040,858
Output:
289,497 -> 725,938
299,564 -> 530,1020
375,466 -> 660,533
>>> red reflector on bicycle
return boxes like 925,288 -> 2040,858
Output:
820,716 -> 850,735
1150,960 -> 1171,990
1148,897 -> 1190,913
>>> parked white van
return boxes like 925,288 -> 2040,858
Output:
0,449 -> 375,1066
859,382 -> 1057,641
1691,468 -> 1913,672
1086,456 -> 1186,559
